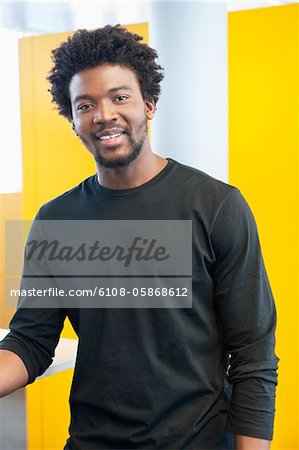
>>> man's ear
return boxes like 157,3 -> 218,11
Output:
66,113 -> 78,136
70,119 -> 79,136
145,99 -> 156,120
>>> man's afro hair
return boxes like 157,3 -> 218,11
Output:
47,24 -> 164,118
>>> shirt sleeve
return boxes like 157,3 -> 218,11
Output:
0,213 -> 67,384
210,188 -> 279,441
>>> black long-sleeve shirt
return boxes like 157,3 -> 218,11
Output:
0,158 -> 278,449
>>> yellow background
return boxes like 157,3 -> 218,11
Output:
229,4 -> 298,449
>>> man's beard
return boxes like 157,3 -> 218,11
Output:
94,120 -> 147,169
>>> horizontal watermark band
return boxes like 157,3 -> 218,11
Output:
5,220 -> 192,308
6,220 -> 192,276
6,277 -> 192,308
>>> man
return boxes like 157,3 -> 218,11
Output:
0,25 -> 278,449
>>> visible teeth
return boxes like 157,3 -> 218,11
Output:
99,133 -> 121,141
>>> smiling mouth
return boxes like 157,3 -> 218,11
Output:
95,129 -> 127,141
98,132 -> 123,141
94,131 -> 127,149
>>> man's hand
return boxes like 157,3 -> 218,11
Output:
235,434 -> 271,450
0,349 -> 29,397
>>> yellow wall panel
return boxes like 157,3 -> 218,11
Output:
228,5 -> 298,449
0,193 -> 22,328
19,23 -> 149,450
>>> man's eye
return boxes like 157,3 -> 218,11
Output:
114,95 -> 129,103
78,104 -> 93,111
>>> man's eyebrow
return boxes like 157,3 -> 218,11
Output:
73,86 -> 132,104
108,85 -> 132,93
73,95 -> 92,104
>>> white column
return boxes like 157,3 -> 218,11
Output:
150,2 -> 228,182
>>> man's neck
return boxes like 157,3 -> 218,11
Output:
96,148 -> 168,190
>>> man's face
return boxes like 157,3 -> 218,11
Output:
69,64 -> 155,168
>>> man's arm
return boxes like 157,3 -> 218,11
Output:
211,189 -> 278,441
0,349 -> 29,398
235,435 -> 270,450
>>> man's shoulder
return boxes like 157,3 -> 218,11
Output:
172,159 -> 239,200
36,174 -> 95,219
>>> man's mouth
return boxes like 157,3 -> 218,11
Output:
95,129 -> 126,147
98,132 -> 123,141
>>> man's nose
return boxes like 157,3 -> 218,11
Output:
92,102 -> 117,124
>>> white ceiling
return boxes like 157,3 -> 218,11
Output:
1,1 -> 298,34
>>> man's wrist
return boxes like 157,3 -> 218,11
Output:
235,434 -> 271,450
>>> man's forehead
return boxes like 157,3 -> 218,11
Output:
69,64 -> 140,95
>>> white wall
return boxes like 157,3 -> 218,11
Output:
150,2 -> 228,181
0,28 -> 23,193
